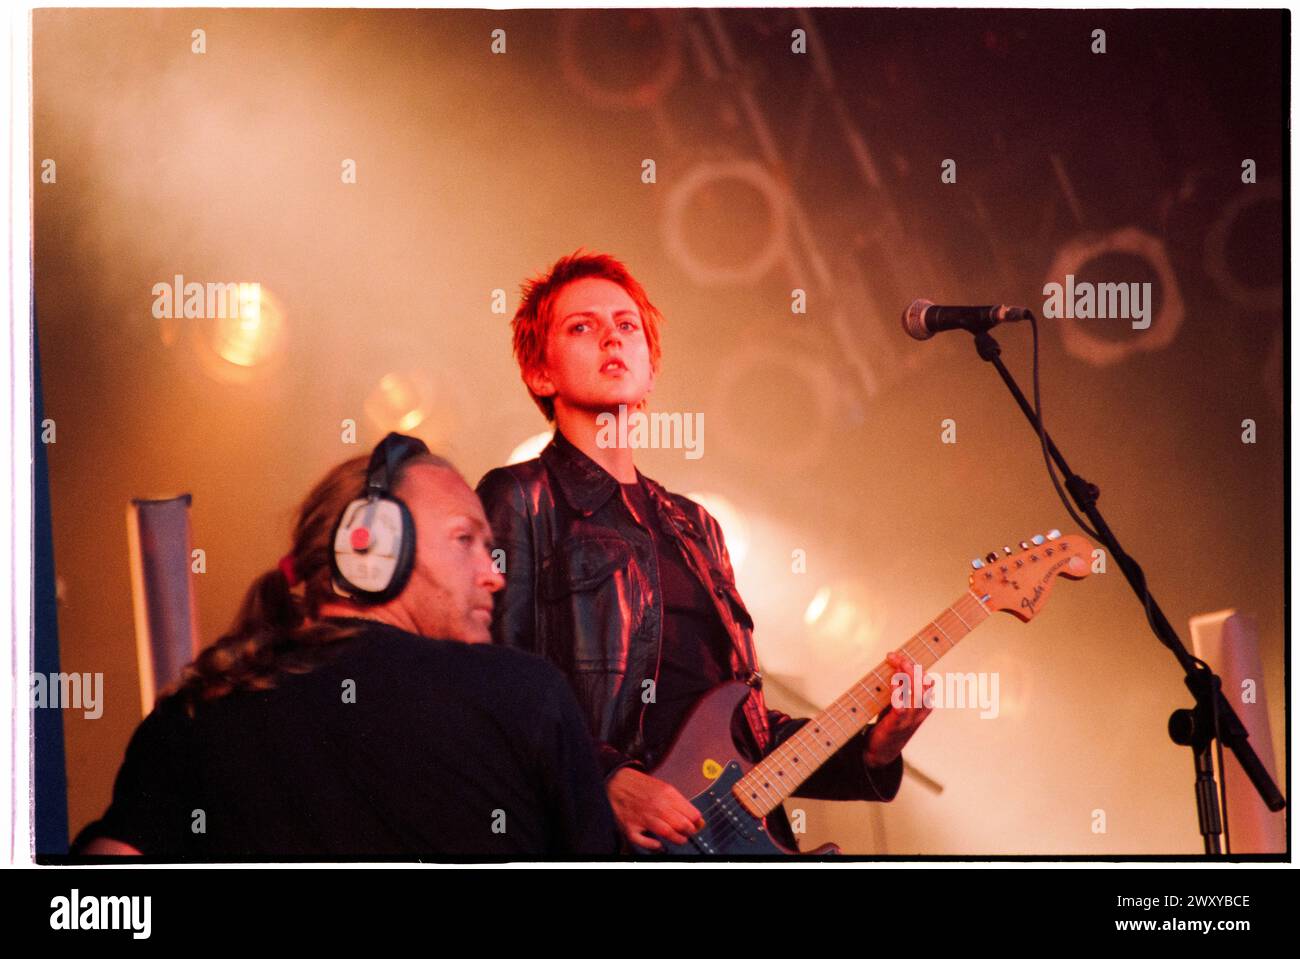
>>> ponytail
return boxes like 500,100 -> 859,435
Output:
167,568 -> 362,715
165,447 -> 455,715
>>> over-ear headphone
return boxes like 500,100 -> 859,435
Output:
329,432 -> 430,605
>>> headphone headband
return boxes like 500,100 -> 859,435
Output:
366,432 -> 431,497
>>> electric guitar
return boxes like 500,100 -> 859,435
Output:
644,531 -> 1092,855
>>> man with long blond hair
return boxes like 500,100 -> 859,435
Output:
74,436 -> 617,859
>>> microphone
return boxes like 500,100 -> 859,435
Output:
902,299 -> 1032,341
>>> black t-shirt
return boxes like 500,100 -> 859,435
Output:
72,617 -> 618,860
621,480 -> 735,767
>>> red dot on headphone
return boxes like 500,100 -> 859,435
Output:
350,527 -> 371,551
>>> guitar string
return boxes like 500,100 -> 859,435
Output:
658,543 -> 1072,850
693,550 -> 1062,845
670,591 -> 993,850
733,595 -> 986,816
686,600 -> 978,849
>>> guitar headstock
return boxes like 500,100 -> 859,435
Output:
968,530 -> 1091,622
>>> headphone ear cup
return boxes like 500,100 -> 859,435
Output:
330,495 -> 416,605
329,431 -> 428,606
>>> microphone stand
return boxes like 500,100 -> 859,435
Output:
967,320 -> 1285,855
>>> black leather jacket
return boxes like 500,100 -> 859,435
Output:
476,430 -> 902,839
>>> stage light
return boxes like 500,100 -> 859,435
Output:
683,491 -> 749,571
507,431 -> 553,465
663,160 -> 789,286
212,284 -> 285,368
558,9 -> 681,109
804,585 -> 831,626
189,284 -> 289,385
801,580 -> 885,661
364,372 -> 435,433
1046,227 -> 1183,366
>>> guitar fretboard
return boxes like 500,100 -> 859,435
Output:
735,589 -> 992,818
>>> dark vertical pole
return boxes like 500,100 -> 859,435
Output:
33,317 -> 69,854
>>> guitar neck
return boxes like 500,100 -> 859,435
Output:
735,588 -> 993,818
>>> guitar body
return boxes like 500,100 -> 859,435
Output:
645,681 -> 837,856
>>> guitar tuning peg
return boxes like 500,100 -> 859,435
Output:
985,552 -> 999,564
1019,541 -> 1031,550
1002,545 -> 1013,555
971,558 -> 985,570
1031,534 -> 1045,545
1046,529 -> 1061,540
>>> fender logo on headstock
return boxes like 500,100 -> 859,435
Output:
1022,555 -> 1084,614
971,533 -> 1092,623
